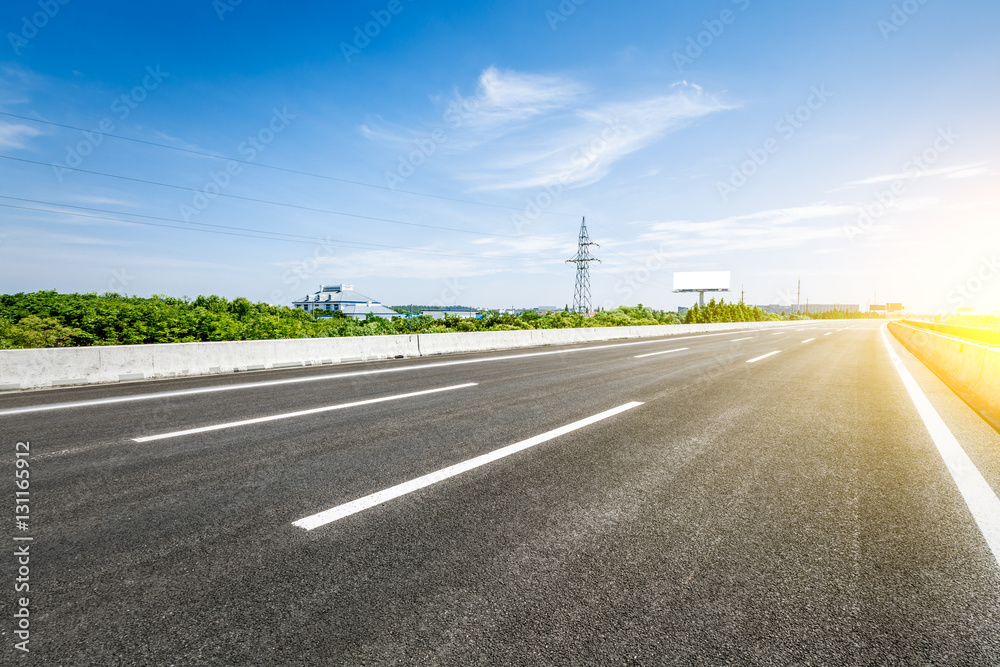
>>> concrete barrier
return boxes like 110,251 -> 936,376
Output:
889,321 -> 1000,424
1,320 -> 838,392
413,320 -> 798,356
899,319 -> 1000,346
0,335 -> 420,392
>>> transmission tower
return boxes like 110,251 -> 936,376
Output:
566,217 -> 600,314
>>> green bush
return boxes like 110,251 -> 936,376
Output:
0,291 -> 870,348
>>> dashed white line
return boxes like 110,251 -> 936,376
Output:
633,347 -> 689,359
881,325 -> 1000,566
747,351 -> 781,363
133,383 -> 478,443
802,338 -> 816,343
824,332 -> 833,336
771,332 -> 787,335
292,401 -> 644,530
0,328 -> 808,416
730,337 -> 753,342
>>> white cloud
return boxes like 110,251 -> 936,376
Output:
633,203 -> 853,258
444,66 -> 585,139
0,122 -> 42,149
840,161 -> 994,188
366,68 -> 731,192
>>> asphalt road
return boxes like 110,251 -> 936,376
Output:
3,320 -> 999,665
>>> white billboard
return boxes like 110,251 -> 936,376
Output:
673,271 -> 731,291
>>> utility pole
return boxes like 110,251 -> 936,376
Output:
797,280 -> 801,314
740,285 -> 744,305
566,217 -> 600,314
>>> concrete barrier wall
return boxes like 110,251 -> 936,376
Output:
0,335 -> 420,392
2,319 -> 829,392
889,321 -> 1000,422
414,320 -> 797,356
900,319 -> 1000,346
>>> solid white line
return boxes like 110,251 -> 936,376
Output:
747,351 -> 780,363
633,347 -> 689,359
2,328 -> 807,416
802,338 -> 816,343
880,326 -> 1000,566
133,383 -> 478,443
292,401 -> 645,530
730,337 -> 753,342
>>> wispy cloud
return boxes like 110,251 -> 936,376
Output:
471,85 -> 730,191
367,68 -> 731,192
839,161 -> 996,188
445,67 -> 586,140
633,204 -> 852,258
0,122 -> 43,149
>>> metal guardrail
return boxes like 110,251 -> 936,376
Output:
902,320 -> 1000,347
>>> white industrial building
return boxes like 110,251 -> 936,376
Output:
293,284 -> 399,319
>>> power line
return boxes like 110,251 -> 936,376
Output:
0,111 -> 581,217
2,154 -> 580,245
0,154 -> 563,241
0,199 -> 558,262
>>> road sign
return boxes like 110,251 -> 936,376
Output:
870,304 -> 886,311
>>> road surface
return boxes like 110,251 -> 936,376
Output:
3,320 -> 999,664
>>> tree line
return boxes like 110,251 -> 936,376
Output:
0,291 -> 864,349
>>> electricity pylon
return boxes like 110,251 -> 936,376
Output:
566,217 -> 600,314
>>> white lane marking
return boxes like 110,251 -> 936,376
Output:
747,351 -> 781,363
802,338 -> 816,343
880,325 -> 1000,566
1,328 -> 808,416
730,337 -> 753,342
771,332 -> 787,335
133,383 -> 478,443
293,401 -> 644,530
824,332 -> 833,336
633,347 -> 689,359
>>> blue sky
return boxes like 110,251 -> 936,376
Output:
1,0 -> 998,312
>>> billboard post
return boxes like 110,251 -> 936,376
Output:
673,272 -> 731,307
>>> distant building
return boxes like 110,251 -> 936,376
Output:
293,284 -> 399,319
421,310 -> 478,320
756,303 -> 860,314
